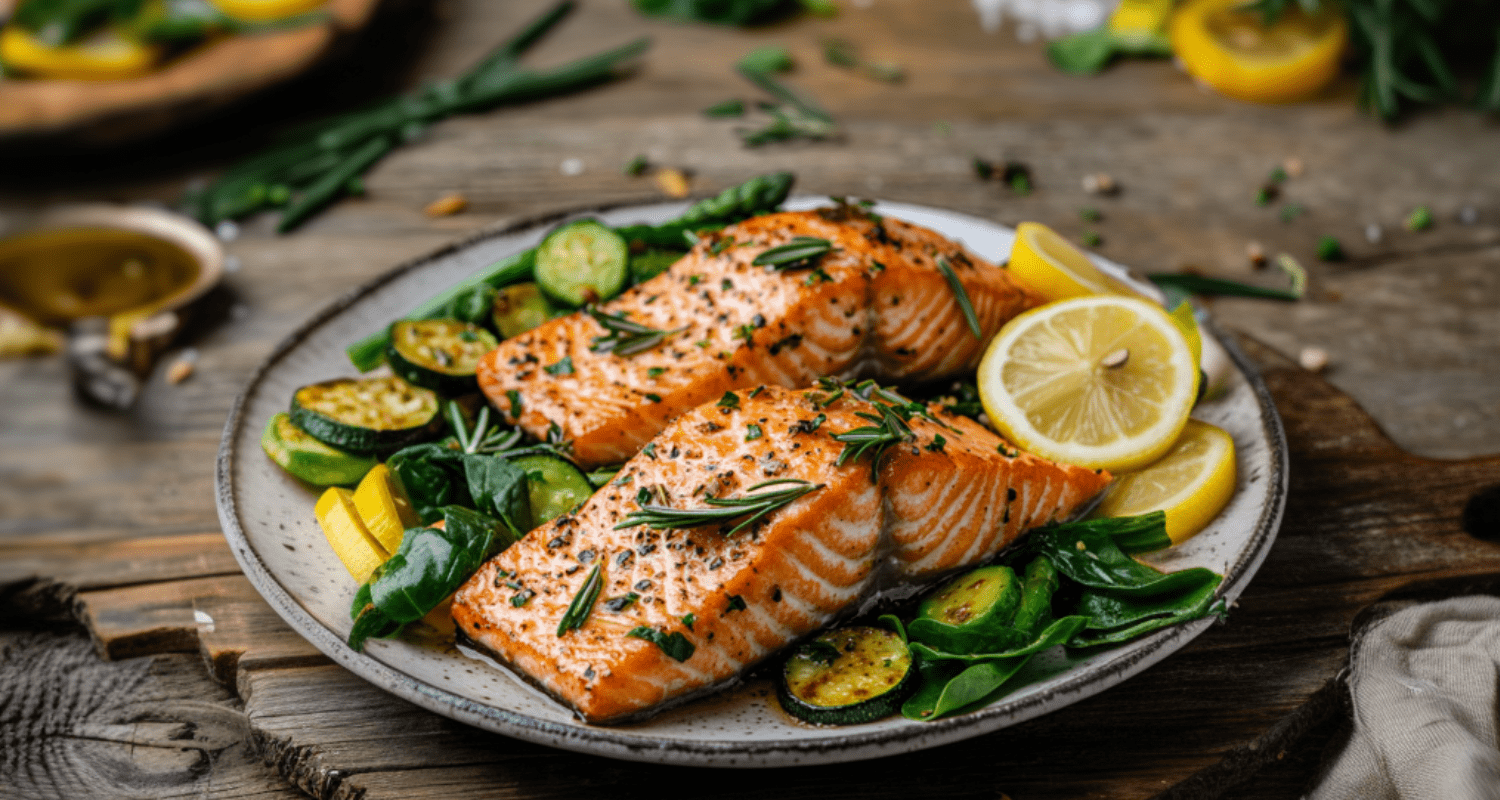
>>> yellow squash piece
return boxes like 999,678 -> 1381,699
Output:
208,0 -> 325,22
352,464 -> 419,555
1170,0 -> 1348,104
0,25 -> 161,81
1091,419 -> 1237,544
315,487 -> 389,582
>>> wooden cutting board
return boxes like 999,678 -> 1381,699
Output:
0,0 -> 381,143
3,334 -> 1500,799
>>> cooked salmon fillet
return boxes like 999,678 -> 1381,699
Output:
476,207 -> 1043,469
452,384 -> 1110,724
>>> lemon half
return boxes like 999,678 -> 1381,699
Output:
978,294 -> 1199,472
1091,419 -> 1237,544
1170,0 -> 1348,104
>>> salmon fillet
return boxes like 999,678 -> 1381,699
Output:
452,384 -> 1110,724
476,207 -> 1044,469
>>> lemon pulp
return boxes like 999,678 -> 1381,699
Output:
978,295 -> 1198,472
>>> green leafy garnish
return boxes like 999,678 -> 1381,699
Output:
587,307 -> 685,356
935,257 -> 982,339
751,236 -> 834,270
557,563 -> 604,636
614,478 -> 823,536
626,626 -> 696,661
544,356 -> 575,375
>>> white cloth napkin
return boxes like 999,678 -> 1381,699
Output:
1310,596 -> 1500,800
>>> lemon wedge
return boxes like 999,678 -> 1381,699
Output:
0,25 -> 161,81
1008,222 -> 1142,302
1091,420 -> 1237,544
209,0 -> 326,22
1170,0 -> 1348,104
977,294 -> 1199,472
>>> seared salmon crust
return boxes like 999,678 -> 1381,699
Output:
452,385 -> 1110,724
476,208 -> 1045,469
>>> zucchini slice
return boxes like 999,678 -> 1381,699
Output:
778,626 -> 914,725
491,282 -> 558,339
907,565 -> 1024,654
289,376 -> 443,455
510,453 -> 594,527
260,412 -> 377,486
385,319 -> 499,395
534,219 -> 629,307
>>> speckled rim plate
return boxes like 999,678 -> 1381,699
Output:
216,197 -> 1288,768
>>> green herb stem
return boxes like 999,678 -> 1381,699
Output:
936,257 -> 982,339
614,479 -> 823,536
557,562 -> 604,636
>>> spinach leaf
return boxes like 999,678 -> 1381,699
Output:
387,442 -> 472,523
900,617 -> 1086,720
348,506 -> 512,651
462,453 -> 532,532
1047,25 -> 1172,75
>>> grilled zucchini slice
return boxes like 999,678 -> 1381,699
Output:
778,626 -> 914,725
510,453 -> 593,527
534,219 -> 629,307
289,376 -> 442,455
491,282 -> 558,339
385,319 -> 499,395
260,412 -> 377,486
906,565 -> 1025,655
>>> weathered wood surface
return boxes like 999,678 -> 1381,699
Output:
2,0 -> 1499,797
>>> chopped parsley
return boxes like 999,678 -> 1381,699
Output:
718,391 -> 740,409
745,423 -> 763,441
626,626 -> 695,662
544,356 -> 575,376
647,367 -> 667,378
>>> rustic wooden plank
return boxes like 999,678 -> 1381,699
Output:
0,629 -> 306,799
195,578 -> 329,685
75,575 -> 256,661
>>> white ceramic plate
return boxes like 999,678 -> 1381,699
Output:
216,198 -> 1288,767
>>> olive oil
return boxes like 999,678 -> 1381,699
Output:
0,227 -> 201,324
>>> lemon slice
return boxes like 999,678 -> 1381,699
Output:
978,294 -> 1199,472
1091,420 -> 1237,544
1170,0 -> 1348,104
1008,222 -> 1143,302
209,0 -> 326,22
0,25 -> 161,81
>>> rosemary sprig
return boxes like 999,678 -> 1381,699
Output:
751,236 -> 834,270
557,563 -> 604,637
833,403 -> 915,481
446,402 -> 525,454
613,479 -> 824,536
586,307 -> 685,356
936,257 -> 982,339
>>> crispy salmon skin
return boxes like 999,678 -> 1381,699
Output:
452,385 -> 1110,724
476,207 -> 1043,468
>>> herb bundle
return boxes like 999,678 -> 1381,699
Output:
179,1 -> 650,232
711,46 -> 839,147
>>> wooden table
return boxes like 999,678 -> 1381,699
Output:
3,1 -> 1499,797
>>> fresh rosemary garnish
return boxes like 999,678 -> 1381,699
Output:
936,256 -> 982,339
587,307 -> 685,356
446,403 -> 525,454
751,236 -> 834,270
557,563 -> 604,637
613,478 -> 824,536
833,403 -> 915,481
